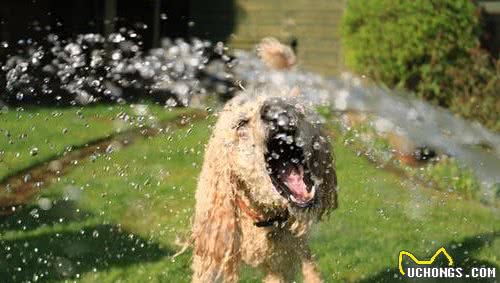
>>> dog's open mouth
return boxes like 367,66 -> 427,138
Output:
263,102 -> 316,208
265,134 -> 315,207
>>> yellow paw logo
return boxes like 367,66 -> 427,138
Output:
398,247 -> 454,275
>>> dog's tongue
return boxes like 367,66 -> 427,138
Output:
280,165 -> 310,202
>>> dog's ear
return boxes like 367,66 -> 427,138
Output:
313,132 -> 338,219
289,86 -> 301,97
192,134 -> 241,283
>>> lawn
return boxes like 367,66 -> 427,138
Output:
0,106 -> 498,283
0,102 -> 196,181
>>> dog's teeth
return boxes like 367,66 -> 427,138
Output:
310,186 -> 316,198
290,195 -> 298,203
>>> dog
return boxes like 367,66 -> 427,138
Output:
257,37 -> 297,70
191,87 -> 337,282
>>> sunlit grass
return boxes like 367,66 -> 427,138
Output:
0,102 -> 195,181
0,108 -> 498,283
313,136 -> 499,282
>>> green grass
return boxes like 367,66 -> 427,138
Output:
0,102 -> 195,181
313,138 -> 499,282
317,106 -> 487,203
0,108 -> 498,283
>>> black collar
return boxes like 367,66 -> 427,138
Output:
236,196 -> 289,228
254,214 -> 289,227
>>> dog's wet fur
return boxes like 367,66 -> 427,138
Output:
192,87 -> 337,283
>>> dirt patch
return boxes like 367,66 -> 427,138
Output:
0,110 -> 207,215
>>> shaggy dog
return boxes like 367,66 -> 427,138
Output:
192,88 -> 337,283
257,37 -> 297,70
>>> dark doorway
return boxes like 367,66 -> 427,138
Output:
0,0 -> 236,48
0,0 -> 103,43
162,0 -> 191,40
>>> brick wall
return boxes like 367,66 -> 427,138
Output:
190,0 -> 345,75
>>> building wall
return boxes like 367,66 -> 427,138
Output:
191,0 -> 345,76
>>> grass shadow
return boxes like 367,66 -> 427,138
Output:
356,232 -> 499,283
0,200 -> 90,233
0,200 -> 173,282
0,223 -> 172,282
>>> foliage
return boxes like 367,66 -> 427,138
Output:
412,156 -> 481,199
342,0 -> 480,103
444,48 -> 500,131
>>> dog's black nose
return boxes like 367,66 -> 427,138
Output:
261,99 -> 299,131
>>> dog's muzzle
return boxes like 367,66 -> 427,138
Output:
261,99 -> 317,208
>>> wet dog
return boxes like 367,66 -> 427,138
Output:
257,37 -> 297,70
192,87 -> 337,282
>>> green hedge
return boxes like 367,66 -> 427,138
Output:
341,0 -> 481,106
445,48 -> 500,131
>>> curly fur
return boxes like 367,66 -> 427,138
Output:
192,87 -> 337,283
257,37 -> 297,70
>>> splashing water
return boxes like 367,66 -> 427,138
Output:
0,31 -> 234,106
232,51 -> 500,192
1,33 -> 498,193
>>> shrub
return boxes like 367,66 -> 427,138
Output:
444,48 -> 500,131
415,156 -> 481,200
341,0 -> 481,106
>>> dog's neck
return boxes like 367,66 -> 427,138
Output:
235,196 -> 289,228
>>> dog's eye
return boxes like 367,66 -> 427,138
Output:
234,118 -> 249,129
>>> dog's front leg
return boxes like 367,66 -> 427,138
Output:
300,247 -> 323,283
301,257 -> 323,283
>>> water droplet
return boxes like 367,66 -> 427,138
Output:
295,137 -> 305,147
313,142 -> 321,150
30,147 -> 39,156
38,198 -> 52,210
